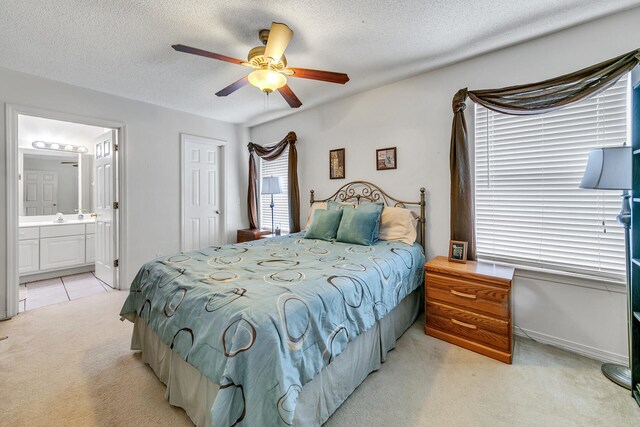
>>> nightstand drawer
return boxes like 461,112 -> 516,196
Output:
426,273 -> 508,318
426,304 -> 510,351
426,301 -> 509,336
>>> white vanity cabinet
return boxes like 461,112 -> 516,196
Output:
18,221 -> 96,278
18,227 -> 40,274
85,223 -> 96,263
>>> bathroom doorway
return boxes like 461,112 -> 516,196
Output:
5,106 -> 125,316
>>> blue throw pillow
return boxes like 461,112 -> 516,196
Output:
355,202 -> 384,242
336,207 -> 382,246
304,209 -> 343,241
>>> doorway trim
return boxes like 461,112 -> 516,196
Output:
5,104 -> 128,318
180,133 -> 227,251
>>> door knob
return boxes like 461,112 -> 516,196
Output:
215,210 -> 220,214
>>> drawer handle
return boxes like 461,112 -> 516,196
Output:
450,289 -> 477,299
451,318 -> 477,330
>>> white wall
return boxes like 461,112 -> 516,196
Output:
1,67 -> 249,319
250,7 -> 640,363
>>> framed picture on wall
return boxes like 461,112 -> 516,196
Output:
448,240 -> 468,263
330,148 -> 345,179
376,147 -> 397,170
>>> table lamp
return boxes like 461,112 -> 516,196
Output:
261,176 -> 283,234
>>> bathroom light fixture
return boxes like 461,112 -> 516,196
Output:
32,141 -> 89,154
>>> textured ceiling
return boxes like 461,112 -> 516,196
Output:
1,1 -> 639,126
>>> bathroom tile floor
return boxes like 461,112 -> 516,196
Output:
18,272 -> 112,312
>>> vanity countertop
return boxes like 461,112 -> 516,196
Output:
19,218 -> 96,228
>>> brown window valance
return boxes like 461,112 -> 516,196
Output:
450,49 -> 640,260
247,131 -> 301,232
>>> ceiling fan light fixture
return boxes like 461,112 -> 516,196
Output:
248,69 -> 287,93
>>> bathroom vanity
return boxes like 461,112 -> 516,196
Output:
19,216 -> 96,279
18,144 -> 98,282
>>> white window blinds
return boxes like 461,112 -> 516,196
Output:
474,75 -> 628,281
260,147 -> 290,233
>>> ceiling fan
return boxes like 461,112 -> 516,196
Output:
172,22 -> 349,108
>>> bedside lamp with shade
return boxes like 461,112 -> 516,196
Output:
580,145 -> 632,389
261,176 -> 283,234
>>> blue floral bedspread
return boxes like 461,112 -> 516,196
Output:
120,233 -> 424,426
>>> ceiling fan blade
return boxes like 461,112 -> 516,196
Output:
264,22 -> 293,64
288,68 -> 349,84
172,44 -> 246,66
278,85 -> 302,108
215,76 -> 250,97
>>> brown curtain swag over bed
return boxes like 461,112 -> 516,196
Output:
450,49 -> 640,261
247,131 -> 301,232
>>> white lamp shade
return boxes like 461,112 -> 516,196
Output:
261,176 -> 283,195
248,69 -> 287,93
579,146 -> 631,190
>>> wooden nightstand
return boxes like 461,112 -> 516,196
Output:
259,232 -> 289,239
237,228 -> 271,243
424,256 -> 515,364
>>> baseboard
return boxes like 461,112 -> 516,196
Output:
514,326 -> 628,365
20,265 -> 95,284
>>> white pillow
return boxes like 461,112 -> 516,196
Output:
305,202 -> 328,230
378,206 -> 418,245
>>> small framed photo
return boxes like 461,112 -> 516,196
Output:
376,147 -> 397,170
448,240 -> 468,263
330,148 -> 345,179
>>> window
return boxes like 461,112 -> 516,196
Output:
260,147 -> 290,232
474,75 -> 628,281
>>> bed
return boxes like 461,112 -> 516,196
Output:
120,181 -> 426,426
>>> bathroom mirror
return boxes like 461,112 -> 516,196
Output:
19,149 -> 94,216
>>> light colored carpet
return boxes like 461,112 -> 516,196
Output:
0,290 -> 638,426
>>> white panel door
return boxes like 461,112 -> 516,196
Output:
94,130 -> 117,287
23,170 -> 58,215
182,138 -> 222,251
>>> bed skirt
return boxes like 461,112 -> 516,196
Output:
131,287 -> 422,426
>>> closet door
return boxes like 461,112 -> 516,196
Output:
181,135 -> 224,251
